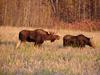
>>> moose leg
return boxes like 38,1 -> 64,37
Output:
38,41 -> 44,46
16,41 -> 21,49
34,41 -> 44,47
34,42 -> 38,46
34,36 -> 44,47
21,41 -> 26,47
34,42 -> 41,47
34,41 -> 40,46
16,41 -> 26,48
63,40 -> 66,47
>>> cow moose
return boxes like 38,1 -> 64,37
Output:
16,29 -> 60,48
63,34 -> 95,48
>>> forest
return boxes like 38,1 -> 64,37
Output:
0,0 -> 100,30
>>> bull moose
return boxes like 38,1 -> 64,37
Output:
63,34 -> 95,48
16,29 -> 60,48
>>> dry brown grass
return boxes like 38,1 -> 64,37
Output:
52,19 -> 100,31
0,26 -> 100,75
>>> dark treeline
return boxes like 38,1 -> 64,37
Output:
0,0 -> 100,27
50,0 -> 100,23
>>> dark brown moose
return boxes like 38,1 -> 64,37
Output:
63,34 -> 95,48
16,29 -> 60,48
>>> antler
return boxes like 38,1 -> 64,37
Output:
48,31 -> 54,35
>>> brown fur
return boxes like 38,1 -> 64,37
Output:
63,34 -> 95,48
16,29 -> 60,48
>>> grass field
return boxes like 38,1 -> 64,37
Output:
0,26 -> 100,75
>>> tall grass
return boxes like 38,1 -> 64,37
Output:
0,26 -> 100,75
